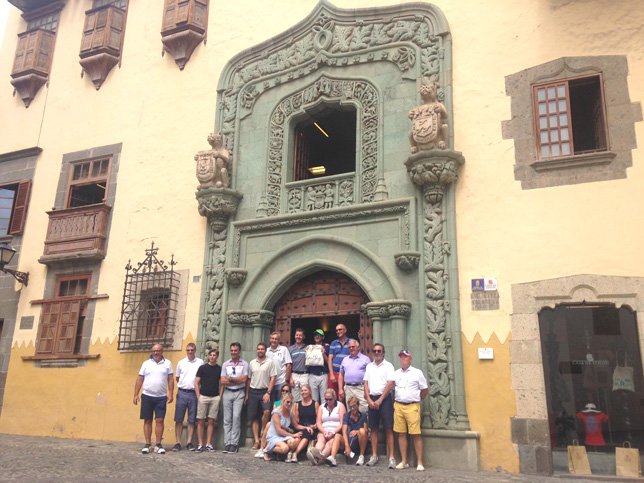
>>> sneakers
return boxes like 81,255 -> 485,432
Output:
388,457 -> 396,469
306,449 -> 318,466
366,455 -> 378,467
186,442 -> 195,451
141,444 -> 151,454
195,445 -> 203,453
286,452 -> 294,463
172,443 -> 181,452
206,444 -> 215,452
326,456 -> 337,467
254,449 -> 265,458
395,462 -> 409,470
222,445 -> 230,453
154,444 -> 166,454
228,445 -> 238,453
356,455 -> 365,466
417,464 -> 425,471
310,447 -> 326,462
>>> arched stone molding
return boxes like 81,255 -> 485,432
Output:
214,0 -> 453,192
235,234 -> 403,311
268,74 -> 381,215
510,274 -> 644,476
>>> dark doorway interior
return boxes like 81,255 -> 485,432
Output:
289,314 -> 360,346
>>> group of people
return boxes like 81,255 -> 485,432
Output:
133,325 -> 428,471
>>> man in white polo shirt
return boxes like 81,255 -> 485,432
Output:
393,350 -> 428,472
172,342 -> 204,452
363,342 -> 395,468
266,332 -> 292,402
133,344 -> 174,455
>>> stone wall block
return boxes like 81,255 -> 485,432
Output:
515,388 -> 548,420
510,313 -> 540,341
510,363 -> 545,391
510,339 -> 542,365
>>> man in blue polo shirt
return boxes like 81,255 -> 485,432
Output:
328,323 -> 352,398
338,339 -> 370,412
134,344 -> 174,455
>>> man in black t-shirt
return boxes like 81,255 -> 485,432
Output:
194,348 -> 222,452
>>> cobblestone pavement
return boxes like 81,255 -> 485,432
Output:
0,433 -> 604,482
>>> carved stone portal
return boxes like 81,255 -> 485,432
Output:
409,82 -> 449,153
195,133 -> 230,190
394,251 -> 421,272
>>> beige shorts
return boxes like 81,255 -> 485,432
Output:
394,401 -> 421,434
197,395 -> 221,420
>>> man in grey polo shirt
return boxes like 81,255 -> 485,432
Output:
220,342 -> 248,454
246,342 -> 277,450
338,339 -> 370,413
288,328 -> 308,402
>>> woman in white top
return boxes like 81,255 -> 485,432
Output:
307,388 -> 345,465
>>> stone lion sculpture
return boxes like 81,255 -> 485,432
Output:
408,82 -> 449,153
195,132 -> 230,190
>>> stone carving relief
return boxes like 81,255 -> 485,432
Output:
233,201 -> 410,267
225,268 -> 248,287
227,310 -> 274,328
422,184 -> 452,428
409,82 -> 449,153
406,151 -> 464,429
216,3 -> 449,217
394,251 -> 421,272
267,77 -> 378,216
201,228 -> 227,358
195,133 -> 230,190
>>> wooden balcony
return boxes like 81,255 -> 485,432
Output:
39,204 -> 111,265
10,28 -> 55,107
161,0 -> 208,70
79,4 -> 125,89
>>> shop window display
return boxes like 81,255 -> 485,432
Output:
539,304 -> 643,452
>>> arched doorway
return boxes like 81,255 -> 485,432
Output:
273,270 -> 373,356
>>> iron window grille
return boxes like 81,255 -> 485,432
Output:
118,242 -> 179,351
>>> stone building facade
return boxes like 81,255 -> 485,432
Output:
0,0 -> 642,476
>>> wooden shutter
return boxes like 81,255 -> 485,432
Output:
9,180 -> 31,235
36,302 -> 61,354
12,30 -> 54,76
81,6 -> 124,56
54,300 -> 81,354
162,0 -> 179,31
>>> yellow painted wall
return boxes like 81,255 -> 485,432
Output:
0,0 -> 641,472
463,333 -> 518,473
0,336 -> 194,441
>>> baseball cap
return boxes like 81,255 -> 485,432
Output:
398,350 -> 411,357
314,329 -> 324,337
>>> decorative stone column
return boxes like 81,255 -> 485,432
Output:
405,148 -> 469,430
196,187 -> 243,358
227,310 -> 275,353
364,300 -> 412,353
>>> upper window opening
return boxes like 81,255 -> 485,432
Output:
66,158 -> 110,208
533,74 -> 608,159
27,13 -> 59,32
293,108 -> 356,181
93,0 -> 127,9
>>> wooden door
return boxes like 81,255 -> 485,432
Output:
273,270 -> 373,355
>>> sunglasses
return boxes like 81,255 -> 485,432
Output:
324,397 -> 334,401
284,400 -> 293,405
282,389 -> 290,393
373,350 -> 383,353
349,405 -> 358,409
